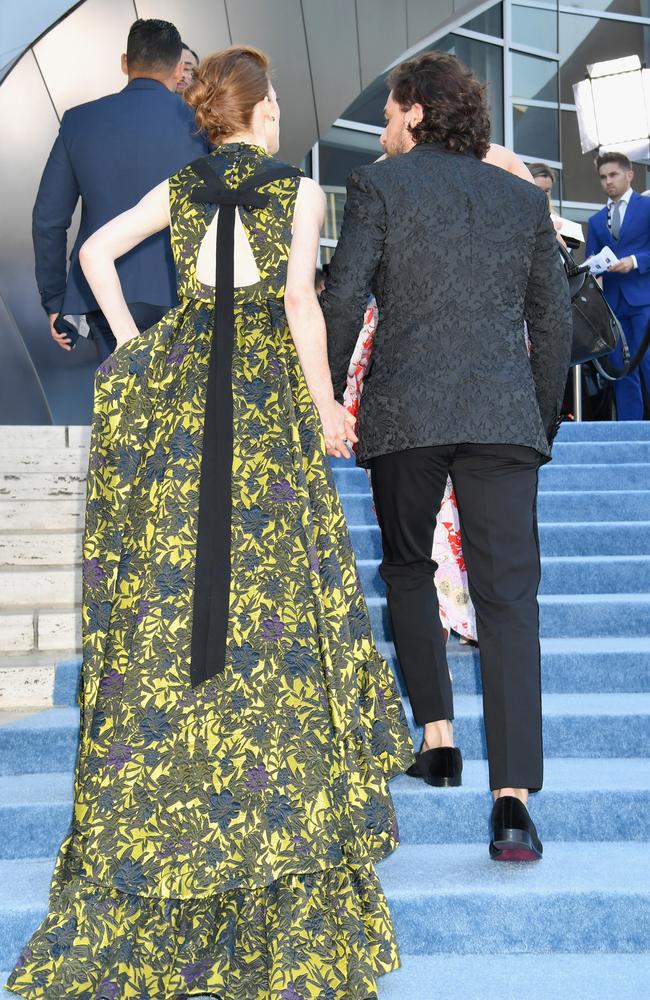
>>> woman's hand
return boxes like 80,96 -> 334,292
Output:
318,399 -> 358,459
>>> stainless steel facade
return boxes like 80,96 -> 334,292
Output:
0,0 -> 485,424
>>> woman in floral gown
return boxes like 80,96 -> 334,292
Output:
6,46 -> 412,1000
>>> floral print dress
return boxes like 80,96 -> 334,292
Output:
343,300 -> 477,642
6,144 -> 413,1000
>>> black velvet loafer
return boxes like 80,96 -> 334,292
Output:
489,795 -> 543,862
406,746 -> 463,787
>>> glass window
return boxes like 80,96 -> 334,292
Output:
560,2 -> 650,15
560,109 -> 649,202
512,52 -> 559,101
463,3 -> 504,37
560,13 -> 650,104
512,4 -> 558,52
341,76 -> 388,128
341,32 -> 504,142
318,127 -> 381,187
513,103 -> 559,159
529,164 -> 563,204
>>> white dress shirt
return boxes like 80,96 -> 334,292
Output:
608,187 -> 637,268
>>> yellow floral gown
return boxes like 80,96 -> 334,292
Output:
6,143 -> 413,1000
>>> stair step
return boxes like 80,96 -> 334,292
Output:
0,474 -> 87,501
334,464 -> 650,492
341,490 -> 650,524
401,694 -> 650,760
0,501 -> 84,532
376,636 -> 650,696
0,568 -> 80,607
0,452 -> 88,475
556,420 -> 650,440
359,554 -> 650,596
379,842 -> 650,954
349,522 -> 650,558
0,533 -> 81,568
1,759 -> 647,860
0,610 -> 80,656
367,592 -> 650,639
377,953 -> 650,999
0,663 -> 56,710
0,843 -> 647,966
15,637 -> 650,707
0,614 -> 34,653
1,694 -> 647,776
0,427 -> 89,450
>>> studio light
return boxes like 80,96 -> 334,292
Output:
573,54 -> 650,163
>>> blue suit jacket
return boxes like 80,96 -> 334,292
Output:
586,191 -> 650,313
32,78 -> 209,316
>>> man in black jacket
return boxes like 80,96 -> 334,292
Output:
321,52 -> 572,860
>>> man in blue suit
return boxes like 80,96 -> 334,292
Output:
33,18 -> 209,361
586,151 -> 650,419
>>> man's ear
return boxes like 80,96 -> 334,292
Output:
172,58 -> 184,84
120,53 -> 128,76
407,102 -> 424,128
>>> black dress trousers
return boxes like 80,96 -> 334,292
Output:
370,443 -> 544,792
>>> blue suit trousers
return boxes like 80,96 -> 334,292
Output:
610,303 -> 650,420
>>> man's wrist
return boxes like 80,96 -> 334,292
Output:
631,255 -> 638,270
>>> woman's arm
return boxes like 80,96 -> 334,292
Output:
79,180 -> 171,348
285,177 -> 357,458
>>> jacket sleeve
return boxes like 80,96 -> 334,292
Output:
320,168 -> 386,401
32,114 -> 80,315
585,217 -> 597,259
524,196 -> 573,445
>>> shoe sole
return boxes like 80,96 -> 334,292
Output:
490,829 -> 543,862
423,774 -> 462,788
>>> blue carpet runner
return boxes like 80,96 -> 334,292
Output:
1,421 -> 649,999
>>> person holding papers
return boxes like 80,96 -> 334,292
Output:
586,151 -> 650,419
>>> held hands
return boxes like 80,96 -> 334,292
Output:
609,257 -> 635,274
318,398 -> 358,459
49,312 -> 73,351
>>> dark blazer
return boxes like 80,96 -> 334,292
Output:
321,144 -> 573,465
33,78 -> 208,316
586,191 -> 650,314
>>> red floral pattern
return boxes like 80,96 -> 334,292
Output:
343,300 -> 477,641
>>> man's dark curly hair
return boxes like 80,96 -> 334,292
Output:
388,51 -> 491,159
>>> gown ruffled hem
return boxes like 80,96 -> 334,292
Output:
5,859 -> 398,1000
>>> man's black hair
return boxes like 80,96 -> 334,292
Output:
126,19 -> 183,72
181,42 -> 200,63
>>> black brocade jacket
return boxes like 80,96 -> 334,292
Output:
320,143 -> 573,466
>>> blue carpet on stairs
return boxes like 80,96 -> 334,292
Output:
0,422 -> 648,1000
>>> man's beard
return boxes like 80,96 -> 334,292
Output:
385,126 -> 412,158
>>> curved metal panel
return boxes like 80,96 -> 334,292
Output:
0,294 -> 53,425
134,0 -> 231,54
356,0 -> 407,88
0,48 -> 97,426
408,0 -> 454,47
225,0 -> 318,165
302,0 -> 362,134
33,0 -> 136,116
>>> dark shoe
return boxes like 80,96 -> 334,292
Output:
489,795 -> 543,862
406,745 -> 463,787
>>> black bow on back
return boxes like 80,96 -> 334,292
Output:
186,156 -> 301,690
